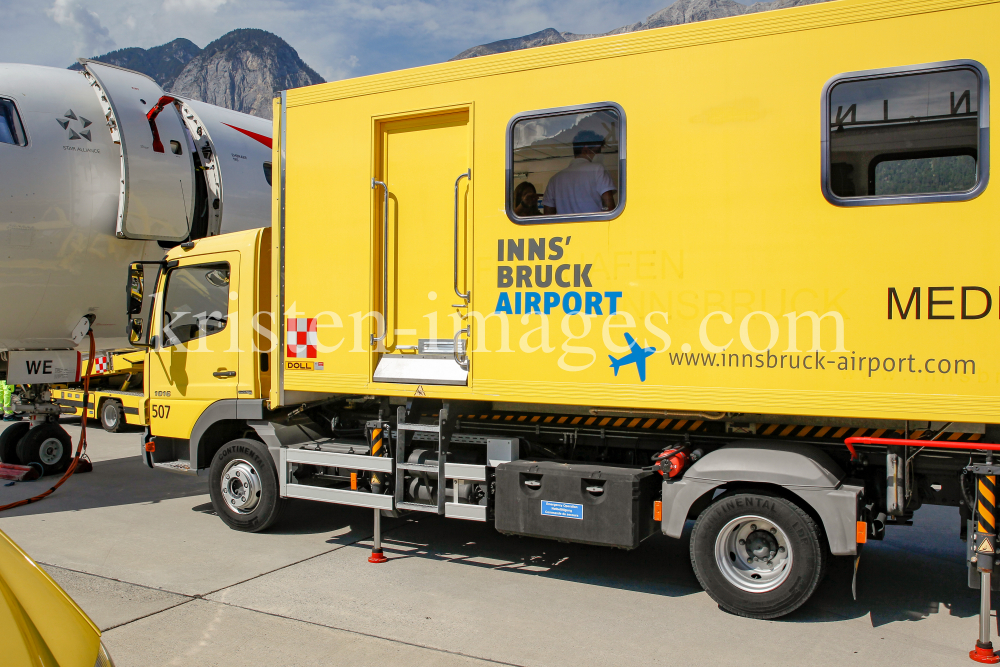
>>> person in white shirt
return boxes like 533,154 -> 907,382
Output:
541,130 -> 617,215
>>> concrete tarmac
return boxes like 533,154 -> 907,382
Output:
0,419 -> 987,666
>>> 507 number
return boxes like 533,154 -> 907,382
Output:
152,404 -> 171,419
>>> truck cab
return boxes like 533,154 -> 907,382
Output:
132,228 -> 271,474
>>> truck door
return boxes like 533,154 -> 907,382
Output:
372,109 -> 472,386
148,253 -> 240,439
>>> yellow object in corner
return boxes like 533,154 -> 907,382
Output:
0,528 -> 107,667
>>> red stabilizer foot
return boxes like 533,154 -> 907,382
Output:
368,549 -> 388,564
971,643 -> 1000,664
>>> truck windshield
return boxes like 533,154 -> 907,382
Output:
161,263 -> 231,347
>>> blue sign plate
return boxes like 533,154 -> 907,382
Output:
541,500 -> 583,520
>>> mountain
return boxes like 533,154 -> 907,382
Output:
169,29 -> 324,120
71,29 -> 324,120
69,38 -> 201,90
451,0 -> 834,60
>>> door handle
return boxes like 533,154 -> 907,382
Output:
371,178 -> 388,347
453,170 -> 471,301
213,370 -> 236,378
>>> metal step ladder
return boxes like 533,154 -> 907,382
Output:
394,402 -> 453,514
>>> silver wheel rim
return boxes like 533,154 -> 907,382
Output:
103,403 -> 118,427
39,437 -> 65,466
221,459 -> 262,514
714,514 -> 792,593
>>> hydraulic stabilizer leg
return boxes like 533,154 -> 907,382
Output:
368,423 -> 388,564
970,463 -> 1000,664
368,509 -> 388,564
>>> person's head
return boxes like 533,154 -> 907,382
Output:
572,130 -> 605,160
513,181 -> 538,213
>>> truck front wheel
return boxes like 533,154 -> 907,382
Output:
208,438 -> 284,533
690,492 -> 826,619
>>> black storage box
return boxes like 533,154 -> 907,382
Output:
494,460 -> 659,549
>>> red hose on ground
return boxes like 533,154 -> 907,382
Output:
844,436 -> 1000,460
0,330 -> 95,512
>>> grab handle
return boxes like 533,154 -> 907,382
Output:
453,170 -> 471,301
453,328 -> 469,370
371,178 -> 388,347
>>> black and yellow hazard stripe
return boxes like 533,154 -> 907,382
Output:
370,426 -> 384,492
979,475 -> 997,535
453,412 -> 985,443
457,413 -> 706,432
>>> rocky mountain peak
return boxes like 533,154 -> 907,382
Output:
452,0 -> 835,59
69,37 -> 201,90
168,29 -> 324,120
69,30 -> 323,120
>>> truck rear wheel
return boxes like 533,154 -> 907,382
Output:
690,492 -> 826,619
208,438 -> 284,533
100,399 -> 124,433
0,422 -> 30,464
16,423 -> 73,475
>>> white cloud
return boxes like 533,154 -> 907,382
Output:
45,0 -> 115,57
162,0 -> 229,11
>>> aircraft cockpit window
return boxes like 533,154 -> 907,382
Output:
823,61 -> 989,206
507,102 -> 625,224
263,162 -> 272,186
160,262 -> 231,347
0,99 -> 27,147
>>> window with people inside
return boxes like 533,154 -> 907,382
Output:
509,106 -> 622,222
827,65 -> 983,202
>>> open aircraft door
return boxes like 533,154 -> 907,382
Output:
371,108 -> 473,387
82,60 -> 195,243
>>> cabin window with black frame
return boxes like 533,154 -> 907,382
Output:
0,99 -> 27,146
828,67 -> 982,199
161,263 -> 231,347
510,106 -> 622,221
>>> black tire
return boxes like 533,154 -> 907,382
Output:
100,399 -> 124,433
208,438 -> 284,532
0,422 -> 30,464
16,423 -> 73,475
690,492 -> 826,619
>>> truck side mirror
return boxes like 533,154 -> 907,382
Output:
127,263 -> 144,315
128,317 -> 149,347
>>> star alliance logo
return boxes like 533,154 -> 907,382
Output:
56,109 -> 92,141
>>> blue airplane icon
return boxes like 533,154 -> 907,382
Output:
608,333 -> 656,382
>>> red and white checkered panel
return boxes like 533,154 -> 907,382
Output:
286,318 -> 318,359
91,355 -> 110,375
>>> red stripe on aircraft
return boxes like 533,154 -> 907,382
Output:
222,123 -> 272,149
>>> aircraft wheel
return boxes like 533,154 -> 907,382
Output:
0,422 -> 30,464
17,423 -> 73,475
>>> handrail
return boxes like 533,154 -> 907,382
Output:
371,178 -> 388,346
453,327 -> 469,370
844,436 -> 1000,460
453,170 -> 471,301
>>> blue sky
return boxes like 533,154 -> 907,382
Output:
0,0 -> 754,81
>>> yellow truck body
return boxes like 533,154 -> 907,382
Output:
260,0 -> 1000,423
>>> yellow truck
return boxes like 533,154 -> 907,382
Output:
126,0 -> 1000,623
51,349 -> 145,433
